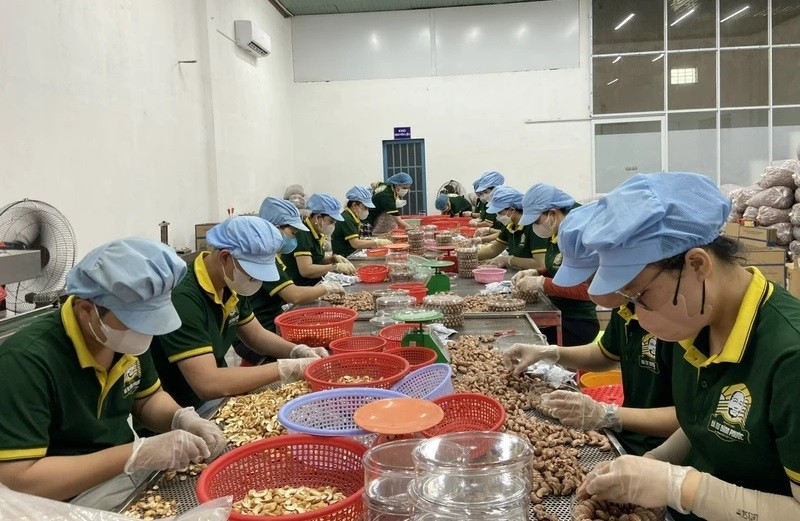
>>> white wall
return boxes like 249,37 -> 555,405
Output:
291,0 -> 592,211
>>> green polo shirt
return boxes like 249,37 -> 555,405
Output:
442,194 -> 473,217
670,269 -> 800,521
597,305 -> 675,455
496,223 -> 548,259
332,208 -> 362,257
248,256 -> 294,333
282,217 -> 327,287
149,253 -> 255,408
367,183 -> 398,224
0,297 -> 161,461
476,199 -> 501,229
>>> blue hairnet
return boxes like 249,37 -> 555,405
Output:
474,171 -> 505,192
435,194 -> 450,211
552,203 -> 600,287
66,238 -> 187,335
387,172 -> 413,186
345,186 -> 376,208
307,194 -> 345,221
259,196 -> 309,231
206,216 -> 283,282
519,184 -> 576,226
486,186 -> 523,214
583,173 -> 732,295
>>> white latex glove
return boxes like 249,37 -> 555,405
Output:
332,262 -> 357,275
468,237 -> 484,246
277,358 -> 316,383
469,218 -> 483,227
517,275 -> 545,293
541,390 -> 622,431
487,252 -> 510,268
290,344 -> 328,358
474,227 -> 495,238
578,455 -> 693,513
502,343 -> 560,376
124,431 -> 210,475
511,269 -> 538,286
374,238 -> 393,247
171,407 -> 227,459
332,255 -> 350,265
321,281 -> 346,295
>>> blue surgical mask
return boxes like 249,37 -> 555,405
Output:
280,234 -> 298,254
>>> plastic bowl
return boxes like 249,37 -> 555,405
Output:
472,267 -> 507,284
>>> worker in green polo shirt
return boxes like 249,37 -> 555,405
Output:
469,171 -> 505,243
367,172 -> 413,234
512,184 -> 599,346
149,217 -> 326,412
476,185 -> 548,271
504,204 -> 678,456
332,186 -> 393,257
434,192 -> 473,218
282,194 -> 357,287
0,239 -> 225,505
574,173 -> 800,520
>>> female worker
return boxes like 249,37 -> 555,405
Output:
503,202 -> 678,456
511,184 -> 599,346
469,171 -> 505,243
477,185 -> 549,271
282,194 -> 357,286
435,191 -> 474,218
576,173 -> 800,520
367,172 -> 413,234
332,186 -> 393,257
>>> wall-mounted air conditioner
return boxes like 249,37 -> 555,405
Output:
234,20 -> 271,58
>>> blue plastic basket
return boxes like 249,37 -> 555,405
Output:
278,387 -> 406,437
390,363 -> 454,401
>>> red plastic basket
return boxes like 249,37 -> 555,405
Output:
421,393 -> 506,438
388,283 -> 428,304
196,435 -> 367,521
329,336 -> 387,355
304,352 -> 411,392
275,307 -> 358,347
385,347 -> 437,371
431,220 -> 460,231
378,323 -> 426,350
357,265 -> 389,283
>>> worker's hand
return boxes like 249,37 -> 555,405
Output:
502,343 -> 560,375
332,262 -> 357,276
578,455 -> 693,512
332,255 -> 349,265
171,407 -> 227,459
511,269 -> 538,286
474,227 -> 494,238
321,281 -> 346,295
124,431 -> 210,474
469,218 -> 483,227
290,344 -> 328,358
487,252 -> 510,268
374,238 -> 393,247
277,358 -> 316,383
517,275 -> 545,293
541,390 -> 621,431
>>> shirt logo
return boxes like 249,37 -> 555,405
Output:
553,253 -> 563,268
122,361 -> 142,397
639,334 -> 659,374
227,305 -> 240,328
708,384 -> 752,443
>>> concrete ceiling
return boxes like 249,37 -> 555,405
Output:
273,0 -> 538,16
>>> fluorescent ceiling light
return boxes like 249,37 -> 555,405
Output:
614,13 -> 635,31
612,56 -> 622,64
670,8 -> 696,27
721,5 -> 750,23
652,53 -> 665,62
670,67 -> 698,85
607,78 -> 619,86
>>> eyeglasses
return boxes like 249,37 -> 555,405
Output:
614,267 -> 665,311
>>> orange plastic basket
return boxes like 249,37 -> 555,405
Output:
357,265 -> 389,283
196,435 -> 367,521
580,370 -> 624,405
388,283 -> 428,304
304,352 -> 411,392
385,347 -> 438,371
366,248 -> 388,258
421,393 -> 506,437
275,307 -> 358,347
329,336 -> 387,355
378,323 -> 425,350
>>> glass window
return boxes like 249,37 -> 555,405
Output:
720,0 -> 768,47
595,120 -> 663,193
593,55 -> 665,114
668,51 -> 716,110
720,49 -> 768,108
720,109 -> 769,185
592,0 -> 664,55
773,108 -> 800,161
667,0 -> 716,50
773,47 -> 800,106
773,0 -> 800,45
668,112 -> 717,180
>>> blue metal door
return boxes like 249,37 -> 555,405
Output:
383,139 -> 426,215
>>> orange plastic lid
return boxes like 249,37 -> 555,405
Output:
354,398 -> 444,435
383,243 -> 410,250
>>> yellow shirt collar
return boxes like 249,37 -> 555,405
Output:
506,221 -> 524,233
346,207 -> 361,225
679,267 -> 772,368
194,251 -> 240,308
60,296 -> 134,370
616,304 -> 637,325
304,216 -> 325,246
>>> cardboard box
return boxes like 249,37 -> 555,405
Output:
787,260 -> 800,299
194,223 -> 218,239
596,307 -> 613,331
195,238 -> 208,252
742,245 -> 787,286
738,226 -> 778,247
723,222 -> 740,238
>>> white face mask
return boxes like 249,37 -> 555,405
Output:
395,199 -> 408,208
316,217 -> 335,236
88,305 -> 152,356
480,193 -> 491,203
355,206 -> 370,220
532,213 -> 555,239
496,213 -> 512,226
223,257 -> 261,296
396,188 -> 409,197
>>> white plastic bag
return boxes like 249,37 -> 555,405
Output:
734,185 -> 762,212
747,186 -> 794,209
757,207 -> 792,226
719,184 -> 743,199
767,223 -> 792,246
760,163 -> 797,188
793,227 -> 800,242
791,204 -> 800,226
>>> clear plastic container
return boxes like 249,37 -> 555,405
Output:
363,439 -> 421,509
363,493 -> 413,521
408,483 -> 529,521
422,294 -> 464,328
388,251 -> 414,282
371,295 -> 417,329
